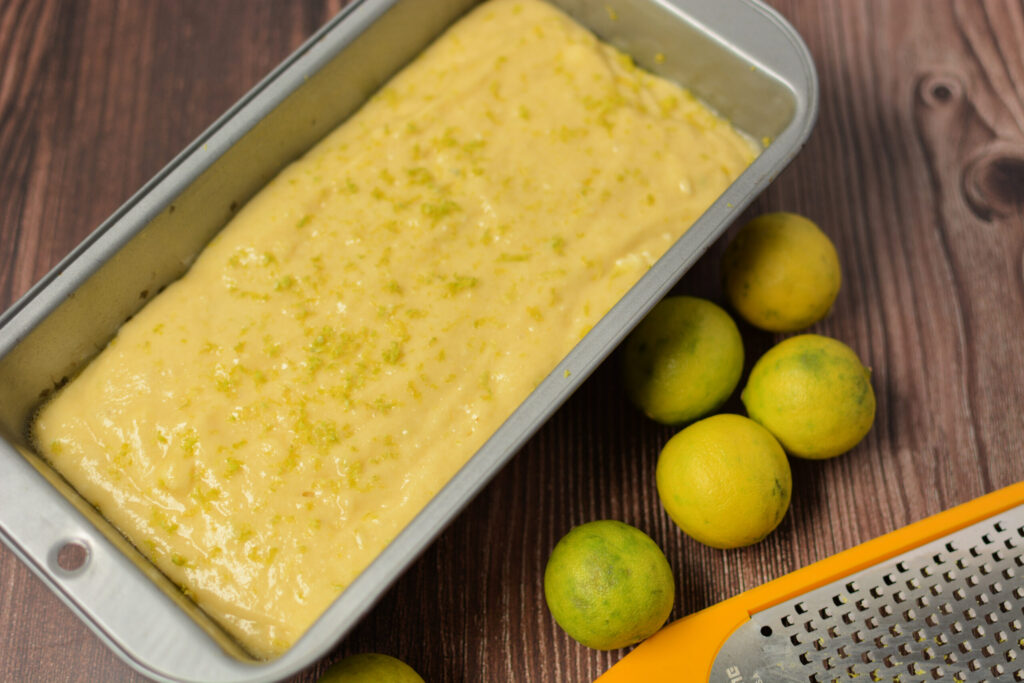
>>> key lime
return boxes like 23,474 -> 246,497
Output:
318,653 -> 424,682
622,296 -> 744,425
722,212 -> 841,332
656,414 -> 791,549
741,334 -> 875,459
544,520 -> 675,650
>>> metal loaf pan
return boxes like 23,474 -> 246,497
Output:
0,1 -> 817,681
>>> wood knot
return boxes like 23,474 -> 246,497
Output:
962,141 -> 1024,220
917,73 -> 964,108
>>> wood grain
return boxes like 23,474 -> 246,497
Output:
1,1 -> 1022,681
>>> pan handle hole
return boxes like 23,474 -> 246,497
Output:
56,541 -> 90,573
760,625 -> 773,637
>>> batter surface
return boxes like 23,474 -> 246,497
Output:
34,0 -> 756,657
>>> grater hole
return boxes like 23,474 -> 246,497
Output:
995,522 -> 1006,532
907,577 -> 921,590
965,607 -> 978,620
791,633 -> 801,646
977,593 -> 991,606
883,654 -> 897,668
990,582 -> 1003,594
822,655 -> 834,669
799,652 -> 812,665
981,644 -> 995,657
967,574 -> 981,587
969,658 -> 981,670
760,625 -> 773,637
980,562 -> 994,576
870,586 -> 884,598
960,641 -> 973,654
883,574 -> 896,586
935,632 -> 949,645
1008,649 -> 1018,661
958,557 -> 970,569
879,604 -> 893,618
947,541 -> 958,552
827,626 -> 840,639
832,594 -> 847,607
904,608 -> 917,622
852,630 -> 864,643
954,588 -> 967,601
927,613 -> 941,627
971,546 -> 983,557
918,596 -> 931,608
889,625 -> 903,637
931,584 -> 944,596
782,615 -> 794,627
898,643 -> 912,656
861,650 -> 873,663
866,616 -> 879,629
795,602 -> 807,614
1018,526 -> 1024,538
996,630 -> 1008,643
951,621 -> 964,634
994,549 -> 1006,562
993,664 -> 1005,676
1014,587 -> 1024,599
945,652 -> 958,664
819,606 -> 832,619
973,625 -> 986,638
1012,619 -> 1023,631
813,637 -> 826,651
913,628 -> 927,643
930,667 -> 945,679
837,645 -> 849,659
1008,537 -> 1020,550
846,581 -> 860,594
897,561 -> 909,573
1016,554 -> 1024,567
983,534 -> 994,545
940,602 -> 953,615
1002,601 -> 1014,613
987,612 -> 999,624
841,612 -> 854,625
807,675 -> 819,683
857,599 -> 871,611
805,620 -> 816,633
1015,669 -> 1024,682
1005,568 -> 1016,580
944,570 -> 958,582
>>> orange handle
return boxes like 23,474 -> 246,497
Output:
597,482 -> 1024,682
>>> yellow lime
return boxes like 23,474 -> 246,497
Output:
722,212 -> 841,332
742,334 -> 875,459
543,520 -> 675,650
318,653 -> 424,683
656,414 -> 791,549
622,296 -> 744,425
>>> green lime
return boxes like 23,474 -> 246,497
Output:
543,520 -> 674,650
742,334 -> 875,459
318,653 -> 424,683
622,296 -> 744,425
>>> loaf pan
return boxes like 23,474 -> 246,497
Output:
0,1 -> 817,681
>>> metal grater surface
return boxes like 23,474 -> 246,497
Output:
709,504 -> 1024,682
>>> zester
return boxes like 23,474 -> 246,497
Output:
598,482 -> 1024,682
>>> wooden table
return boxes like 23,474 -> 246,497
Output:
2,1 -> 1022,681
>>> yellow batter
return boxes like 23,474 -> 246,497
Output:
33,0 -> 756,658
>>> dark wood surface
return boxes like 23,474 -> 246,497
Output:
2,1 -> 1023,681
